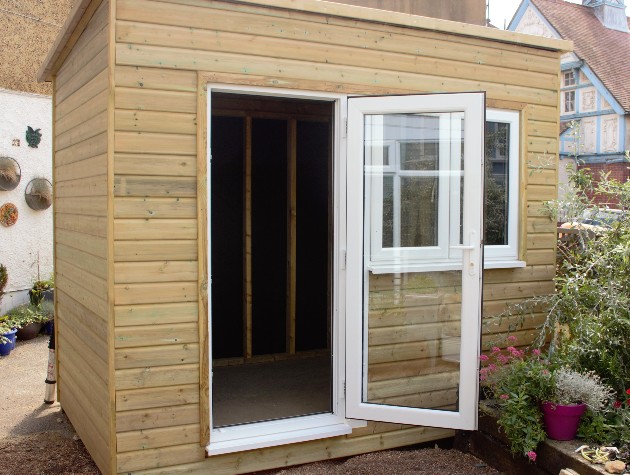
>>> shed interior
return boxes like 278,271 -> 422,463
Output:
210,93 -> 335,426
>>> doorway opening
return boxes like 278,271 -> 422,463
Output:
210,92 -> 334,427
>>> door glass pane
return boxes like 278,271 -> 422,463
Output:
366,271 -> 462,411
363,111 -> 466,412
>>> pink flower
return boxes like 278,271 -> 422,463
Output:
506,346 -> 516,353
492,346 -> 501,353
507,335 -> 517,342
479,354 -> 489,361
497,354 -> 509,364
532,349 -> 541,356
487,364 -> 497,372
527,451 -> 537,462
542,369 -> 550,375
500,394 -> 509,400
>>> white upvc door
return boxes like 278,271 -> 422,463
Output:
346,92 -> 485,430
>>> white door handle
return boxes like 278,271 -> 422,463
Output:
450,231 -> 479,276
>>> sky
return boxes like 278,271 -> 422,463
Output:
488,0 -> 584,30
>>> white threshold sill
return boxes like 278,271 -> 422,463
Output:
483,259 -> 526,269
367,259 -> 526,274
206,414 -> 366,456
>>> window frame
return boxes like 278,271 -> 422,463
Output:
563,71 -> 576,87
483,109 -> 522,266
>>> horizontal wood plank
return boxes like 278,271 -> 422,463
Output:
116,404 -> 200,432
116,343 -> 200,369
115,260 -> 198,283
114,197 -> 197,219
116,363 -> 199,390
115,282 -> 198,305
115,322 -> 198,348
115,302 -> 198,327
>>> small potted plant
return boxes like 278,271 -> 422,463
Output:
29,277 -> 53,306
0,316 -> 18,356
7,304 -> 46,340
541,368 -> 615,441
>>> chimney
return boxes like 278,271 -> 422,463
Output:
582,0 -> 629,32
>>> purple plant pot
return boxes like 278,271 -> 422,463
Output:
541,402 -> 587,441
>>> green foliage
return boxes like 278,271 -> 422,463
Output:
497,391 -> 547,457
480,344 -> 553,456
7,303 -> 48,327
537,174 -> 630,395
29,279 -> 53,306
0,264 -> 7,304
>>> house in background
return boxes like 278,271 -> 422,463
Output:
0,0 -> 72,312
39,0 -> 568,473
510,0 -> 630,203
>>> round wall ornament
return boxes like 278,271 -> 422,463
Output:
24,178 -> 52,211
0,203 -> 18,226
0,157 -> 21,191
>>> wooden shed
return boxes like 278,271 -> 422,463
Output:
38,1 -> 570,473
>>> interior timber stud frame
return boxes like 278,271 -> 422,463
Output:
39,0 -> 571,472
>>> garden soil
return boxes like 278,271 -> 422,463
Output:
0,337 -> 500,475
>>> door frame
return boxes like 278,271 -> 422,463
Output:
205,84 -> 361,456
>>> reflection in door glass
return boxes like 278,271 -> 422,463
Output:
363,112 -> 466,412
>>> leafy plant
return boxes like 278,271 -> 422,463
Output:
480,342 -> 553,458
0,264 -> 7,305
552,368 -> 615,410
7,303 -> 48,327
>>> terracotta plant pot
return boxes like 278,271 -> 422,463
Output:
541,402 -> 587,441
16,322 -> 42,341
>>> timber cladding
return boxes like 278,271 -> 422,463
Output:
45,0 -> 567,473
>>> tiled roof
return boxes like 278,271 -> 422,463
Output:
531,0 -> 630,111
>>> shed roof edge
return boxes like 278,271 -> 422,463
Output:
38,0 -> 573,82
37,0 -> 100,82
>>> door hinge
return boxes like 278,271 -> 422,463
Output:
343,380 -> 346,397
341,249 -> 347,270
344,118 -> 348,138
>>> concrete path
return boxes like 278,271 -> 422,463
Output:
0,335 -> 76,439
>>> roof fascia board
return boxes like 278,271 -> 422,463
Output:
235,0 -> 571,50
37,0 -> 103,82
580,63 -> 626,114
39,0 -> 572,81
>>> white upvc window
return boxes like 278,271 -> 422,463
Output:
483,109 -> 521,266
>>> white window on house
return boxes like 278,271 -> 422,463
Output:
564,91 -> 576,113
563,71 -> 576,87
484,109 -> 521,265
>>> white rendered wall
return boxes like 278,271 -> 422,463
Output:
0,88 -> 53,313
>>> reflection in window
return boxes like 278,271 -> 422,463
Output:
485,121 -> 510,246
365,112 -> 464,264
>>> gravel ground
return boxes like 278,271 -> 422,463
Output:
0,336 -> 500,475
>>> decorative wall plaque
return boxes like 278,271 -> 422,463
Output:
0,156 -> 21,191
26,126 -> 42,148
24,178 -> 52,211
0,203 -> 18,226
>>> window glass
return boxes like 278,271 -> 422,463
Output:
485,121 -> 510,246
564,91 -> 575,113
564,71 -> 575,87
